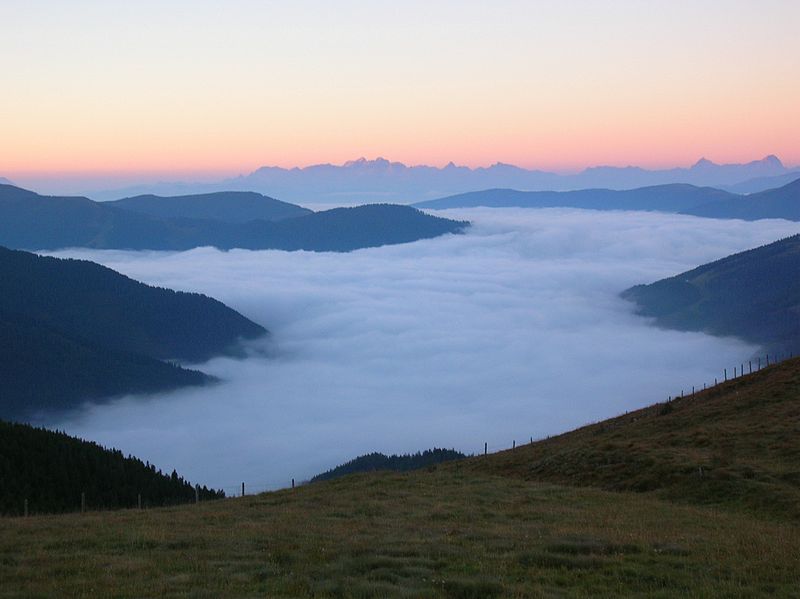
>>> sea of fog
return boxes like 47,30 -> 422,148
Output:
45,208 -> 800,494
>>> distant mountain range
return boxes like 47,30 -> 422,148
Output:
82,155 -> 797,204
0,184 -> 467,252
416,177 -> 800,222
0,246 -> 266,420
623,234 -> 800,355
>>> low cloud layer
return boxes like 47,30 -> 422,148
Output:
46,209 -> 800,494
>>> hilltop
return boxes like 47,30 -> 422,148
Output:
108,191 -> 312,223
310,448 -> 466,483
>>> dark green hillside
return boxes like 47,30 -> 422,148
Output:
622,234 -> 800,354
461,356 -> 800,520
0,184 -> 466,252
311,448 -> 466,482
0,246 -> 266,362
108,191 -> 312,223
0,314 -> 209,420
0,420 -> 223,516
0,246 -> 265,419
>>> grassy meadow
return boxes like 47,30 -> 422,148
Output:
1,359 -> 799,597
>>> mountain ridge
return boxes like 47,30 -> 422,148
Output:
414,177 -> 800,221
0,184 -> 468,252
108,191 -> 312,223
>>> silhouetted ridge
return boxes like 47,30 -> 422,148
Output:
683,176 -> 800,221
416,178 -> 800,222
0,184 -> 467,252
108,191 -> 312,223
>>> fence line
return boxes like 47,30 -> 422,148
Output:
12,351 -> 796,518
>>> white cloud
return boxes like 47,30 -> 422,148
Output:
44,209 -> 800,494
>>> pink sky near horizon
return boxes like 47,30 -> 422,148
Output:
1,1 -> 798,181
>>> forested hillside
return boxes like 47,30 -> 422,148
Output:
0,246 -> 265,362
622,234 -> 800,354
311,448 -> 466,482
0,420 -> 223,516
0,246 -> 266,419
0,314 -> 210,420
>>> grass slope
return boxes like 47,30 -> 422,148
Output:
462,357 -> 800,521
1,360 -> 799,596
1,471 -> 797,596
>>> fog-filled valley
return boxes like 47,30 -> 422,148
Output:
39,208 -> 800,493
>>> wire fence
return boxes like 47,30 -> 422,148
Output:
11,350 -> 796,517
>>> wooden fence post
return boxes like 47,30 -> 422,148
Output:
291,478 -> 295,489
484,442 -> 487,455
242,482 -> 245,497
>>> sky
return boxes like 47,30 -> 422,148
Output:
44,208 -> 800,492
2,0 -> 799,184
